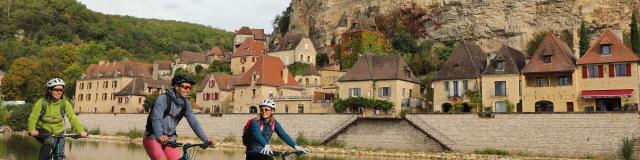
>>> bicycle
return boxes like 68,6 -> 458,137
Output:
42,133 -> 84,160
167,142 -> 213,160
270,150 -> 306,160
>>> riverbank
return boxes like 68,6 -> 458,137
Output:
10,132 -> 585,160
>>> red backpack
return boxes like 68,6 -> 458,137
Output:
242,117 -> 275,146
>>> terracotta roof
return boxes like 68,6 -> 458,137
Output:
208,46 -> 226,57
234,56 -> 299,87
302,65 -> 321,76
178,51 -> 207,64
338,54 -> 419,83
522,33 -> 577,74
484,45 -> 526,75
577,29 -> 640,64
237,26 -> 253,35
83,60 -> 154,79
196,73 -> 239,92
232,38 -> 266,57
272,31 -> 307,51
250,29 -> 265,40
156,61 -> 171,70
114,78 -> 170,96
432,40 -> 487,80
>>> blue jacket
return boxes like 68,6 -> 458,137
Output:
145,93 -> 209,143
245,119 -> 297,155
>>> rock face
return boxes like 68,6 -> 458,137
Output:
289,0 -> 639,54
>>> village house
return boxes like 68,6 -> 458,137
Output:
432,40 -> 487,112
576,29 -> 640,112
481,45 -> 527,112
113,77 -> 170,113
268,31 -> 317,65
337,54 -> 422,116
196,73 -> 238,113
521,33 -> 578,112
206,46 -> 230,62
172,51 -> 209,74
230,38 -> 266,75
234,26 -> 265,52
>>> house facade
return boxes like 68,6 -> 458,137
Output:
268,32 -> 317,65
234,26 -> 265,52
230,38 -> 266,75
172,51 -> 209,74
481,45 -> 527,112
196,73 -> 238,113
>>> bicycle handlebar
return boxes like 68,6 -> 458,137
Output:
271,150 -> 306,157
43,133 -> 85,139
166,142 -> 213,149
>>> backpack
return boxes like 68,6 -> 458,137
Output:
242,117 -> 275,146
38,98 -> 67,121
144,94 -> 187,134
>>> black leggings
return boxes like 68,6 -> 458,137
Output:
35,129 -> 65,160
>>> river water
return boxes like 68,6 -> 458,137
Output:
0,134 -> 400,160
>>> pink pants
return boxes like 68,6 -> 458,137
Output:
143,136 -> 180,160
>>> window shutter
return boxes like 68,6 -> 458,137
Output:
598,65 -> 603,78
609,64 -> 615,77
582,66 -> 588,78
626,63 -> 632,76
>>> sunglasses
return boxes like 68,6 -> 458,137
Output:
260,108 -> 272,112
179,85 -> 192,90
52,88 -> 64,92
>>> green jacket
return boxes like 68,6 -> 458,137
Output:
27,98 -> 84,135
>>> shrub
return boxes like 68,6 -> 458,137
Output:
333,97 -> 394,113
324,139 -> 346,148
295,132 -> 321,146
223,135 -> 236,143
116,128 -> 144,139
88,127 -> 101,135
204,108 -> 211,114
623,137 -> 634,160
474,147 -> 509,155
7,103 -> 33,131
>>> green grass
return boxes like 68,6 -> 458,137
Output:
324,139 -> 346,148
474,147 -> 509,155
623,137 -> 634,160
271,137 -> 285,145
115,128 -> 144,139
295,132 -> 321,146
87,127 -> 101,135
223,135 -> 236,143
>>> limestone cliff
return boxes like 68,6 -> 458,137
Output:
288,0 -> 640,54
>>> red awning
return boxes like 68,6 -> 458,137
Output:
580,89 -> 634,98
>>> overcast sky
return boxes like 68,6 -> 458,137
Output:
77,0 -> 291,33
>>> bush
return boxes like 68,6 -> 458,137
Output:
88,127 -> 101,135
324,139 -> 346,148
204,108 -> 211,114
116,128 -> 144,139
7,104 -> 33,131
474,147 -> 509,155
333,97 -> 393,113
223,135 -> 236,143
287,62 -> 310,76
623,137 -> 634,160
295,132 -> 320,146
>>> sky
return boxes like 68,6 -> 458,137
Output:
77,0 -> 291,33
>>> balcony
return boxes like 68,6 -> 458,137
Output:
270,95 -> 312,100
402,98 -> 424,108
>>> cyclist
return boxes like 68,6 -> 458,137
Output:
243,99 -> 309,160
144,74 -> 214,160
27,78 -> 88,160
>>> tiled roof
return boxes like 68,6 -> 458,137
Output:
302,64 -> 321,76
237,26 -> 253,35
336,12 -> 348,28
346,13 -> 378,33
196,73 -> 239,92
522,33 -> 577,74
178,51 -> 207,64
484,45 -> 526,75
114,78 -> 170,96
272,31 -> 307,51
234,56 -> 299,87
250,29 -> 265,40
83,60 -> 154,79
156,61 -> 171,70
432,40 -> 487,80
232,38 -> 266,57
577,29 -> 640,64
338,54 -> 419,83
208,46 -> 226,57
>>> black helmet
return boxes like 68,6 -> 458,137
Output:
171,74 -> 196,86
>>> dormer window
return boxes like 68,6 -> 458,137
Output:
496,61 -> 505,71
543,55 -> 552,64
601,45 -> 611,55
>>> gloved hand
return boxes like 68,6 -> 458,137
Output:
294,146 -> 309,154
260,145 -> 273,155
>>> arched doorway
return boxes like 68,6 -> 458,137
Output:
442,103 -> 452,113
535,101 -> 554,112
462,103 -> 472,112
249,106 -> 257,113
119,108 -> 126,113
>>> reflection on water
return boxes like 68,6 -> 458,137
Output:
0,134 -> 400,160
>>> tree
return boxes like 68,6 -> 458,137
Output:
631,11 -> 640,54
526,31 -> 549,56
143,93 -> 159,112
195,64 -> 204,74
1,57 -> 42,102
287,62 -> 310,76
206,60 -> 231,74
579,21 -> 590,56
389,31 -> 418,54
316,52 -> 329,67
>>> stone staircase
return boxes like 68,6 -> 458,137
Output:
403,114 -> 455,151
318,115 -> 359,145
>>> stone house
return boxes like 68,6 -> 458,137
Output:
196,73 -> 238,113
269,31 -> 317,65
172,51 -> 209,74
230,38 -> 266,75
481,45 -> 527,112
234,26 -> 265,52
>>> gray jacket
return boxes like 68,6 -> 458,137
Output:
146,94 -> 209,143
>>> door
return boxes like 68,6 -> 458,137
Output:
495,101 -> 507,112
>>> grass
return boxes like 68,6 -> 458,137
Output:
115,128 -> 144,139
623,137 -> 634,160
295,132 -> 321,146
324,139 -> 346,148
223,135 -> 236,143
87,127 -> 101,135
474,147 -> 509,155
271,137 -> 285,145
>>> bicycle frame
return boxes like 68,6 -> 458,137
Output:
48,134 -> 82,160
167,142 -> 212,160
271,151 -> 306,160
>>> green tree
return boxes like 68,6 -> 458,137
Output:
195,64 -> 204,74
316,52 -> 329,67
1,57 -> 42,102
105,47 -> 131,61
7,103 -> 33,131
272,2 -> 292,35
389,31 -> 418,54
631,11 -> 640,54
287,62 -> 310,76
526,31 -> 549,56
143,93 -> 160,112
579,21 -> 590,56
206,60 -> 231,74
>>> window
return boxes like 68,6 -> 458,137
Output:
102,93 -> 107,100
444,81 -> 449,91
536,77 -> 544,87
252,89 -> 256,98
588,65 -> 599,78
104,81 -> 109,88
496,61 -> 504,71
307,56 -> 310,62
453,81 -> 459,97
300,55 -> 303,61
78,94 -> 83,101
601,45 -> 611,55
379,87 -> 391,97
463,80 -> 468,91
298,105 -> 304,113
113,81 -> 117,88
239,91 -> 243,98
118,97 -> 122,104
252,56 -> 255,62
402,88 -> 406,97
494,81 -> 506,96
615,64 -> 627,76
285,105 -> 289,113
242,67 -> 245,73
111,93 -> 115,100
88,82 -> 92,89
558,76 -> 570,86
80,83 -> 84,90
87,94 -> 91,101
349,88 -> 361,97
139,97 -> 142,104
543,55 -> 552,64
495,101 -> 507,112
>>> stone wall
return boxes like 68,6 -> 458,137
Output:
334,118 -> 444,151
406,113 -> 640,157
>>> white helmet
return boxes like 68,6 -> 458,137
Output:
47,78 -> 65,88
259,99 -> 276,109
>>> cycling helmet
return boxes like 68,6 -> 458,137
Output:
259,99 -> 276,109
47,78 -> 65,88
171,74 -> 196,86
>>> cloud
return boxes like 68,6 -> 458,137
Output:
77,0 -> 290,33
